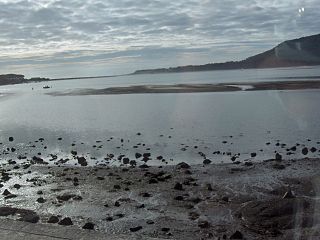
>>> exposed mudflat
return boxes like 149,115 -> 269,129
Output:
1,157 -> 320,239
47,80 -> 320,96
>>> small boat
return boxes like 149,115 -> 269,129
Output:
43,85 -> 50,89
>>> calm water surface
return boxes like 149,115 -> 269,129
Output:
0,67 -> 320,165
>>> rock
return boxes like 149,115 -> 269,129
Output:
13,184 -> 21,189
9,137 -> 14,142
198,220 -> 210,228
31,156 -> 48,165
114,201 -> 120,207
310,147 -> 317,153
122,158 -> 129,164
161,227 -> 170,232
47,216 -> 59,223
250,152 -> 257,157
3,189 -> 11,196
302,147 -> 308,155
58,217 -> 73,226
71,150 -> 77,155
140,192 -> 152,198
130,226 -> 142,232
244,162 -> 253,167
146,220 -> 154,224
174,182 -> 184,191
230,230 -> 243,239
156,156 -> 163,160
82,222 -> 95,230
135,153 -> 142,159
57,193 -> 77,201
203,159 -> 212,165
114,185 -> 121,190
206,183 -> 213,191
275,153 -> 282,161
149,178 -> 158,184
177,162 -> 190,169
77,157 -> 88,166
174,196 -> 184,201
19,214 -> 40,223
139,164 -> 149,169
36,197 -> 46,203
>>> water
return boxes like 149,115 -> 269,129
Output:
0,67 -> 320,166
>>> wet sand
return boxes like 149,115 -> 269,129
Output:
47,80 -> 320,96
1,157 -> 320,239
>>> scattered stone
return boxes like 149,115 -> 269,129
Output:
146,220 -> 154,225
302,147 -> 308,155
47,216 -> 59,223
82,222 -> 95,230
36,197 -> 46,203
174,196 -> 184,201
250,152 -> 257,158
77,157 -> 88,166
203,159 -> 211,165
177,162 -> 190,169
161,227 -> 170,232
58,217 -> 73,226
174,182 -> 184,191
135,153 -> 142,159
275,153 -> 282,161
230,231 -> 243,239
13,184 -> 21,189
3,189 -> 11,196
9,137 -> 14,142
198,220 -> 210,228
130,226 -> 142,232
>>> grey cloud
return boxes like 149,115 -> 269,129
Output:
0,0 -> 319,77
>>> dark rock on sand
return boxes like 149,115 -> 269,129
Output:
3,189 -> 11,196
130,226 -> 143,232
58,217 -> 73,226
36,197 -> 46,203
174,182 -> 184,191
198,220 -> 210,228
275,153 -> 282,161
302,147 -> 308,155
82,222 -> 95,230
250,152 -> 257,158
122,158 -> 129,164
203,159 -> 212,165
13,184 -> 21,189
9,137 -> 14,142
135,153 -> 142,159
230,231 -> 243,239
47,216 -> 59,223
177,162 -> 190,169
77,157 -> 88,166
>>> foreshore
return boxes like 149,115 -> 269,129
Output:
1,157 -> 320,239
47,80 -> 320,96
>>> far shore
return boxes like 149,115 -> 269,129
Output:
47,79 -> 320,96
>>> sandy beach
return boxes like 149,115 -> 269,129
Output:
1,154 -> 320,239
47,80 -> 320,96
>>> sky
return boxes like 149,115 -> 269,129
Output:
0,0 -> 319,78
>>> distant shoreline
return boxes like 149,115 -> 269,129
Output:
47,79 -> 320,96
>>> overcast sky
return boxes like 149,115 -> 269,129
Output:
0,0 -> 319,78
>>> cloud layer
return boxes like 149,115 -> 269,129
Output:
0,0 -> 319,77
